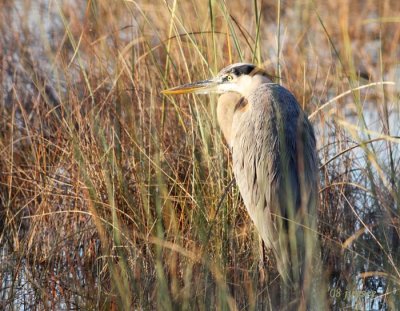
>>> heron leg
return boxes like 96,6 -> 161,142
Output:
258,238 -> 268,285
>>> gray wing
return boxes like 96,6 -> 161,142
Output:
231,83 -> 317,270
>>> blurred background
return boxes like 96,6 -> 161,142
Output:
0,0 -> 399,310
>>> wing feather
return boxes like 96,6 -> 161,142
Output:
231,83 -> 317,280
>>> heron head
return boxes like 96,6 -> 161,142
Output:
162,63 -> 271,97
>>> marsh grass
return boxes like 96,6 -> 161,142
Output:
1,0 -> 400,310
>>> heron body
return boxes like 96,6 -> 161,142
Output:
162,63 -> 319,299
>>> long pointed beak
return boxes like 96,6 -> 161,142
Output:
162,79 -> 219,95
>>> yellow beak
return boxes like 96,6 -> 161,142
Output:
162,79 -> 218,95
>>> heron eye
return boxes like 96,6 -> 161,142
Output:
227,75 -> 233,81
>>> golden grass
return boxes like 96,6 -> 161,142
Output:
1,0 -> 399,309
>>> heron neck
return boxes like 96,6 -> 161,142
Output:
217,92 -> 242,147
237,74 -> 271,97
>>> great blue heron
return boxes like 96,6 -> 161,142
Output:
162,63 -> 319,304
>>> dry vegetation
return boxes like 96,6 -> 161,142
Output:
1,0 -> 399,310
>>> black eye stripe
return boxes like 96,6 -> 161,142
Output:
231,64 -> 256,76
218,63 -> 270,79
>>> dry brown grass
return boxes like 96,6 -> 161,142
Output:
1,0 -> 399,310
